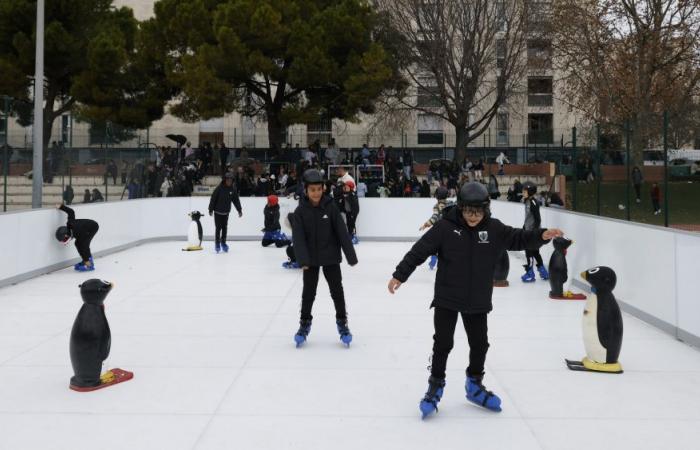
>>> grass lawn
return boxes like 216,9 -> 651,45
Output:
565,180 -> 700,230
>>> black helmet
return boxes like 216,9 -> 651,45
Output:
55,226 -> 71,243
457,182 -> 490,209
523,181 -> 537,196
435,186 -> 449,200
302,169 -> 323,186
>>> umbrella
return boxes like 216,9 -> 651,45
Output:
166,134 -> 187,146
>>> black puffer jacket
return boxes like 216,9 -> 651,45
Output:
263,204 -> 281,232
291,195 -> 358,267
209,183 -> 242,215
392,207 -> 548,313
59,205 -> 99,261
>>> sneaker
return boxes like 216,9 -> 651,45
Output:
466,373 -> 502,412
221,243 -> 229,253
419,376 -> 446,419
336,319 -> 353,346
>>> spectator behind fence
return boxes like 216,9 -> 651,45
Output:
105,159 -> 118,185
91,189 -> 104,202
63,185 -> 74,205
632,166 -> 643,203
83,189 -> 91,204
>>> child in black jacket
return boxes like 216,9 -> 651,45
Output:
262,195 -> 290,247
292,169 -> 358,347
208,172 -> 243,253
388,182 -> 563,418
341,180 -> 360,244
521,181 -> 549,282
55,203 -> 100,271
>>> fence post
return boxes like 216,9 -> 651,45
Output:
572,126 -> 577,211
625,120 -> 631,221
2,96 -> 10,212
663,111 -> 669,227
596,123 -> 601,216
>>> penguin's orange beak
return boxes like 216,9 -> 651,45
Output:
580,271 -> 587,280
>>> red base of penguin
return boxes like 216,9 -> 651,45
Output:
70,368 -> 134,392
493,280 -> 509,287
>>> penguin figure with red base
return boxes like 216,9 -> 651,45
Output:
548,237 -> 586,300
566,266 -> 624,374
69,279 -> 133,392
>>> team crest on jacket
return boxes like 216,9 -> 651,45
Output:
478,231 -> 489,243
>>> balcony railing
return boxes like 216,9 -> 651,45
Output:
528,94 -> 553,107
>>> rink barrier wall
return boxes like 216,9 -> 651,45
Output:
1,197 -> 699,347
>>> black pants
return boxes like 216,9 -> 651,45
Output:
76,223 -> 99,262
430,307 -> 489,379
300,264 -> 347,321
525,249 -> 544,269
652,199 -> 660,212
220,151 -> 229,174
634,184 -> 641,200
214,213 -> 229,245
345,213 -> 357,236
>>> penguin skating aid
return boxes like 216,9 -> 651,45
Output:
69,279 -> 133,392
548,238 -> 586,300
183,211 -> 204,251
566,266 -> 624,374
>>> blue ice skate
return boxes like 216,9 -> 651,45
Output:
221,243 -> 229,253
336,319 -> 353,347
294,320 -> 312,347
215,243 -> 221,253
282,261 -> 301,269
351,235 -> 359,245
75,263 -> 95,272
521,267 -> 536,283
419,376 -> 445,419
537,265 -> 549,280
428,255 -> 438,270
466,374 -> 502,412
74,257 -> 93,270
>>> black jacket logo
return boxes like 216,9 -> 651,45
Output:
478,231 -> 490,243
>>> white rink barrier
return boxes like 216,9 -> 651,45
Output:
1,197 -> 699,346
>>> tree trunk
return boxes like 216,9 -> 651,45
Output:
454,125 -> 469,163
266,111 -> 286,152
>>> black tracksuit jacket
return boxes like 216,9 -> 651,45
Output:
392,207 -> 548,313
59,205 -> 99,261
291,195 -> 358,267
208,183 -> 242,215
263,204 -> 281,232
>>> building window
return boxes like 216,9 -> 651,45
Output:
526,1 -> 551,31
417,113 -> 444,145
528,39 -> 552,70
528,77 -> 553,107
528,113 -> 553,144
496,40 -> 506,70
307,117 -> 332,146
496,112 -> 509,146
417,76 -> 441,108
496,2 -> 507,32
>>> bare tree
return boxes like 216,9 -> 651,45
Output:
374,0 -> 529,162
551,0 -> 700,160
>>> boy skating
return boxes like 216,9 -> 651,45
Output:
55,203 -> 99,272
292,169 -> 358,347
262,195 -> 291,247
208,172 -> 243,253
388,183 -> 563,418
521,181 -> 549,282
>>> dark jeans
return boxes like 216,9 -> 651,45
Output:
652,199 -> 660,212
300,264 -> 347,321
430,307 -> 489,379
214,213 -> 229,245
525,249 -> 544,268
634,183 -> 641,200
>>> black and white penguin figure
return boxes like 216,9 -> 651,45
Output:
566,266 -> 624,374
548,238 -> 586,300
69,279 -> 133,391
183,211 -> 204,251
493,249 -> 510,287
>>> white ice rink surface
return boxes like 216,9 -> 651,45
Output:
1,241 -> 700,450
